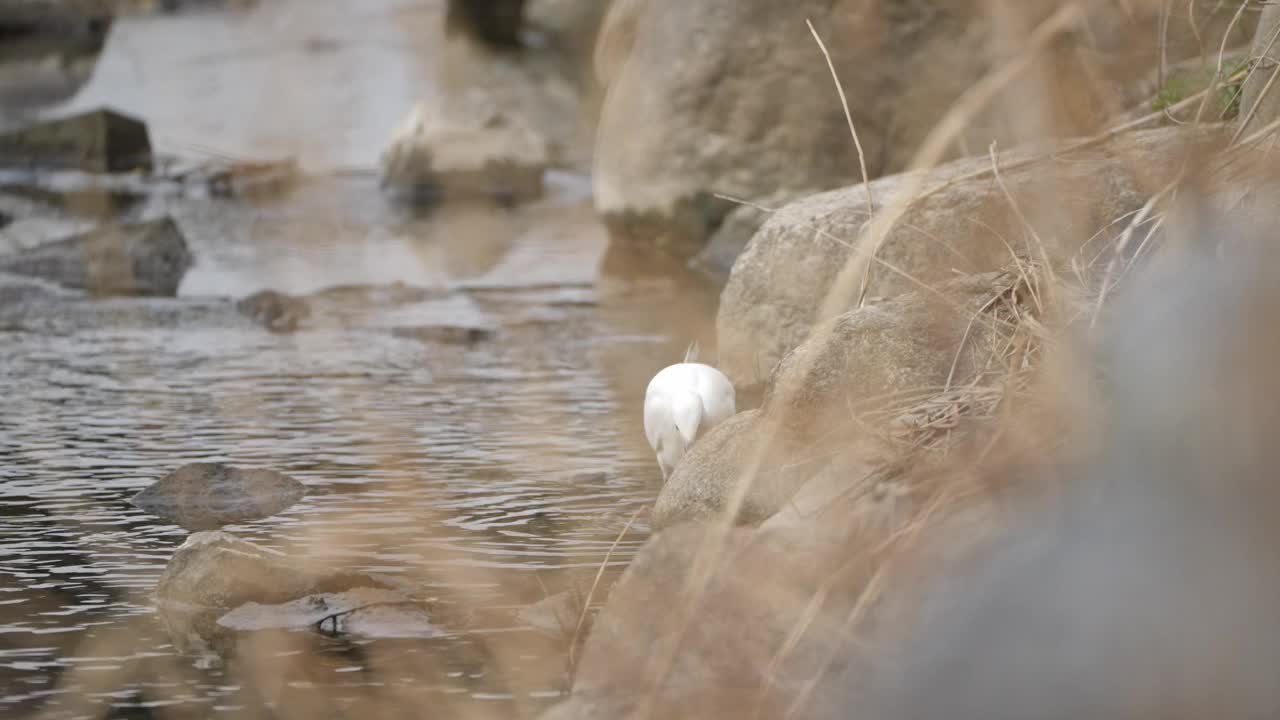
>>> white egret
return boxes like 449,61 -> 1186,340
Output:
643,342 -> 736,481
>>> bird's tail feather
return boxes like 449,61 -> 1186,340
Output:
684,340 -> 700,364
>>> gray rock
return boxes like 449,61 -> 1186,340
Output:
445,0 -> 527,48
593,0 -> 1236,260
0,107 -> 152,172
0,216 -> 192,296
131,462 -> 307,531
155,531 -> 394,609
0,294 -> 247,334
381,104 -> 549,204
236,289 -> 311,333
717,125 -> 1216,388
656,271 -> 1020,529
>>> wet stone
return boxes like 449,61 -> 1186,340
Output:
131,462 -> 307,531
392,324 -> 495,345
518,588 -> 585,637
0,216 -> 192,296
236,289 -> 311,333
444,0 -> 527,48
0,107 -> 152,172
155,530 -> 396,609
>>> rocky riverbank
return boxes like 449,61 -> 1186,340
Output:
540,1 -> 1280,718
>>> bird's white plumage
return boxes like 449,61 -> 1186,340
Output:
644,360 -> 736,481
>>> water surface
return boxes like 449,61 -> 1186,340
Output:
0,3 -> 721,717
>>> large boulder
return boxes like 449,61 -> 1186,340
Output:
688,188 -> 817,285
717,125 -> 1217,388
591,0 -> 995,257
591,0 -> 1239,260
541,506 -> 969,720
655,271 -> 1022,529
0,216 -> 192,296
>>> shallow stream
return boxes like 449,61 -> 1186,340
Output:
0,2 -> 718,717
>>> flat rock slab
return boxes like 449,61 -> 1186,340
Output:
0,107 -> 152,172
218,587 -> 440,639
0,216 -> 192,296
132,463 -> 306,531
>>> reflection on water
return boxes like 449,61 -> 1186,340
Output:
0,173 -> 720,719
0,1 -> 724,716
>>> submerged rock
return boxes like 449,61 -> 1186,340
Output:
381,103 -> 549,204
155,531 -> 396,609
0,107 -> 152,172
444,0 -> 527,48
590,0 -> 991,258
0,216 -> 192,296
593,0 -> 1231,262
543,521 -> 870,720
518,588 -> 584,637
391,324 -> 494,345
131,462 -> 307,531
236,289 -> 311,333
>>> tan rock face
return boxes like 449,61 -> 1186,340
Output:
717,125 -> 1221,389
590,0 -> 1242,259
655,271 -> 1021,529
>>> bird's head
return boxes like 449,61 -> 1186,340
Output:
651,390 -> 704,481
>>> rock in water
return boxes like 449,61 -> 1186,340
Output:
381,103 -> 548,204
0,108 -> 152,172
518,589 -> 584,637
0,217 -> 192,296
236,289 -> 311,333
155,531 -> 394,609
444,0 -> 526,47
132,463 -> 307,531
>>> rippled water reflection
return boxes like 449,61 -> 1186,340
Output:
0,169 -> 719,718
0,1 -> 724,715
